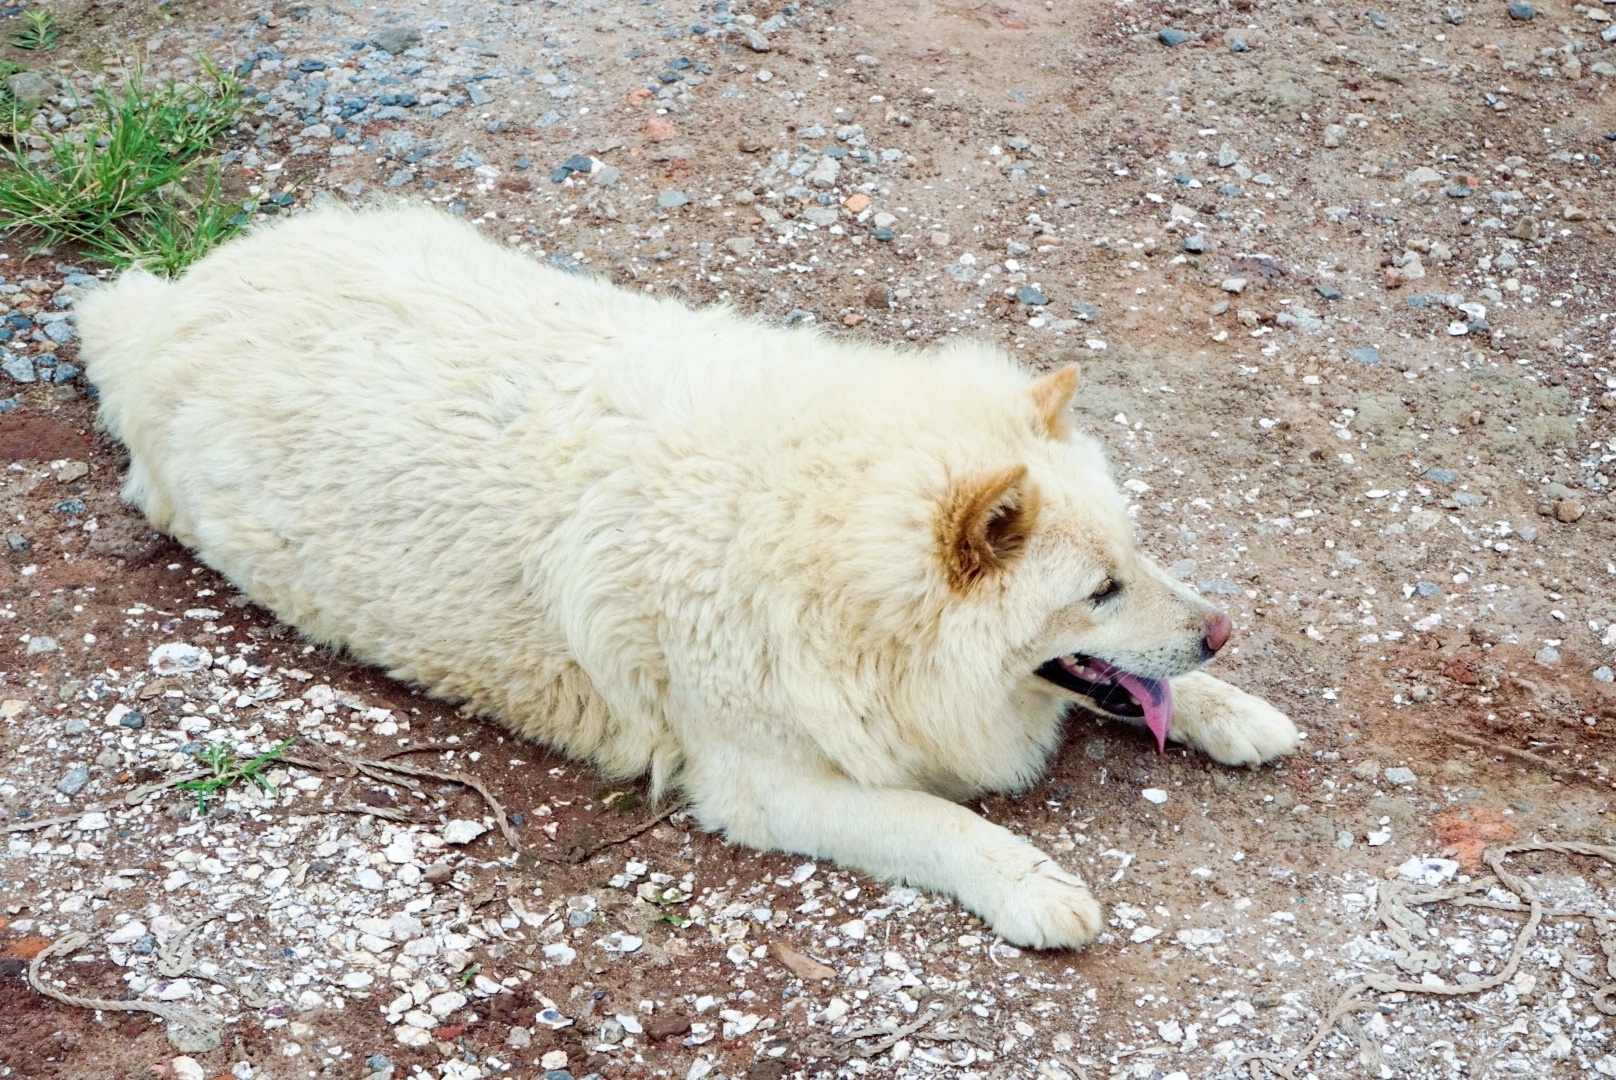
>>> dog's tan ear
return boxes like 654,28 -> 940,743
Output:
938,465 -> 1040,591
1029,364 -> 1081,439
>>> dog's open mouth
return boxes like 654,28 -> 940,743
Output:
1035,655 -> 1174,753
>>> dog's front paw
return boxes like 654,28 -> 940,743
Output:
1170,671 -> 1300,766
981,858 -> 1103,950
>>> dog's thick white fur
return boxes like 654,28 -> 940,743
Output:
77,205 -> 1298,948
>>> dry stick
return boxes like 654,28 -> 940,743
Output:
835,1002 -> 958,1056
1240,841 -> 1616,1079
358,751 -> 521,852
1447,730 -> 1611,789
542,806 -> 677,865
1,769 -> 211,835
28,931 -> 217,1031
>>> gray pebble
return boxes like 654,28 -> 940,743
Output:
1422,468 -> 1457,484
1183,234 -> 1207,253
26,636 -> 58,654
1215,142 -> 1239,168
5,71 -> 53,107
656,189 -> 691,209
2,351 -> 35,383
1348,346 -> 1382,366
1365,11 -> 1388,29
371,27 -> 422,55
64,718 -> 90,736
1594,666 -> 1614,684
1507,1 -> 1533,19
57,765 -> 90,796
468,84 -> 493,107
1016,285 -> 1048,306
1220,277 -> 1248,294
1315,285 -> 1341,300
1383,766 -> 1416,785
1158,28 -> 1194,47
386,169 -> 415,187
1535,646 -> 1559,664
742,28 -> 772,52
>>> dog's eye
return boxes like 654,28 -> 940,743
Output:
1090,578 -> 1119,602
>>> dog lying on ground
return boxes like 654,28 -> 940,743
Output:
77,205 -> 1299,948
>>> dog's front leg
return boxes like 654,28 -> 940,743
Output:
1166,670 -> 1300,765
685,755 -> 1102,950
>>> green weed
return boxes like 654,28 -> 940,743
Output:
8,10 -> 60,52
0,60 -> 254,274
176,737 -> 294,815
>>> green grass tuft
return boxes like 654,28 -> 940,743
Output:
8,10 -> 60,52
0,60 -> 254,275
176,737 -> 295,815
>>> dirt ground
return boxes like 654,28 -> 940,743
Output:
2,1 -> 1615,1078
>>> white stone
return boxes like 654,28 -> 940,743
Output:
1141,788 -> 1168,805
107,920 -> 148,945
149,642 -> 210,674
839,918 -> 868,940
1130,925 -> 1162,943
1175,928 -> 1225,947
395,1024 -> 432,1048
441,820 -> 488,845
542,943 -> 577,965
341,971 -> 375,989
428,990 -> 468,1018
171,1058 -> 206,1080
156,979 -> 195,1001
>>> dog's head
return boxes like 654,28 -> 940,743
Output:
924,361 -> 1227,753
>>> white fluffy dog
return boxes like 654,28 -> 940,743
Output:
77,205 -> 1298,948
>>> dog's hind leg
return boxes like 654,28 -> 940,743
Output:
684,752 -> 1102,950
1166,670 -> 1300,765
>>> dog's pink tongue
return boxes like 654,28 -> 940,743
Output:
1111,672 -> 1173,753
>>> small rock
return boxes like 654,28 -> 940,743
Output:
2,351 -> 35,383
149,642 -> 209,674
1348,346 -> 1382,366
26,636 -> 59,655
1141,788 -> 1169,805
371,27 -> 422,55
56,765 -> 90,796
5,71 -> 53,107
540,1050 -> 569,1070
1507,1 -> 1534,19
1315,284 -> 1341,300
1215,142 -> 1239,168
1016,285 -> 1048,306
1404,166 -> 1443,185
1554,500 -> 1585,523
656,190 -> 691,209
1323,124 -> 1346,148
1397,857 -> 1459,886
422,862 -> 453,885
427,990 -> 467,1019
1183,234 -> 1208,253
167,1027 -> 221,1055
441,819 -> 488,845
1383,767 -> 1417,785
1593,667 -> 1614,684
508,1026 -> 532,1048
1220,277 -> 1248,294
1158,28 -> 1195,46
742,27 -> 772,52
